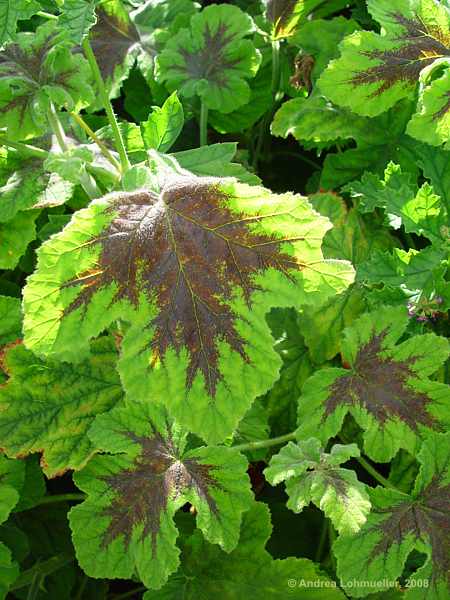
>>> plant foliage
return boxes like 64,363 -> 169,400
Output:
0,1 -> 449,598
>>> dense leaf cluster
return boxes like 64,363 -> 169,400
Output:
0,1 -> 449,599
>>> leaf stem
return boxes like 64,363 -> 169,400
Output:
199,100 -> 209,146
82,38 -> 130,173
70,111 -> 121,172
233,431 -> 296,452
355,455 -> 397,490
47,102 -> 101,199
315,517 -> 329,563
10,555 -> 74,591
33,493 -> 86,506
36,11 -> 58,20
0,136 -> 48,159
271,40 -> 281,98
112,586 -> 147,600
47,101 -> 68,152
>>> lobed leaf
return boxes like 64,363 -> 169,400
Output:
0,337 -> 124,477
297,306 -> 450,462
334,432 -> 450,598
319,0 -> 450,118
156,4 -> 261,113
0,21 -> 94,140
143,502 -> 346,598
23,163 -> 353,443
69,402 -> 253,589
265,438 -> 370,534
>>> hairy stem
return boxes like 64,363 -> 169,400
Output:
271,40 -> 281,98
199,101 -> 209,146
47,103 -> 101,199
82,38 -> 130,173
233,431 -> 296,452
70,111 -> 121,172
47,101 -> 68,152
36,11 -> 58,20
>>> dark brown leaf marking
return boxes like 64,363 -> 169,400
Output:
176,22 -> 240,87
350,14 -> 450,96
370,476 -> 450,586
432,90 -> 450,122
266,0 -> 298,28
101,424 -> 220,555
63,177 -> 302,394
90,8 -> 141,81
325,332 -> 440,431
0,30 -> 78,127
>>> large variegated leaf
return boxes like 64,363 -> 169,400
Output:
0,337 -> 124,477
265,439 -> 371,534
69,402 -> 253,589
334,432 -> 450,599
156,5 -> 261,113
297,306 -> 450,462
319,0 -> 450,140
23,162 -> 353,443
144,502 -> 346,599
0,21 -> 94,140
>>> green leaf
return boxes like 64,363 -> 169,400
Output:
318,0 -> 450,117
0,21 -> 95,140
44,146 -> 94,184
407,69 -> 450,147
0,455 -> 24,524
297,306 -> 450,462
271,92 -> 368,147
69,402 -> 253,590
59,0 -> 97,44
0,209 -> 38,270
289,17 -> 360,82
391,182 -> 448,244
0,542 -> 19,600
0,337 -> 124,477
143,502 -> 346,599
141,92 -> 184,153
344,162 -> 417,216
263,308 -> 314,436
209,49 -> 273,134
310,193 -> 396,265
156,4 -> 261,113
264,0 -> 326,40
14,456 -> 46,511
265,438 -> 371,534
413,142 -> 450,203
0,296 -> 21,345
23,163 -> 353,443
0,156 -> 74,222
0,0 -> 39,48
319,101 -> 418,189
334,432 -> 450,599
298,285 -> 368,364
171,143 -> 260,185
231,398 -> 270,461
358,246 -> 449,307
